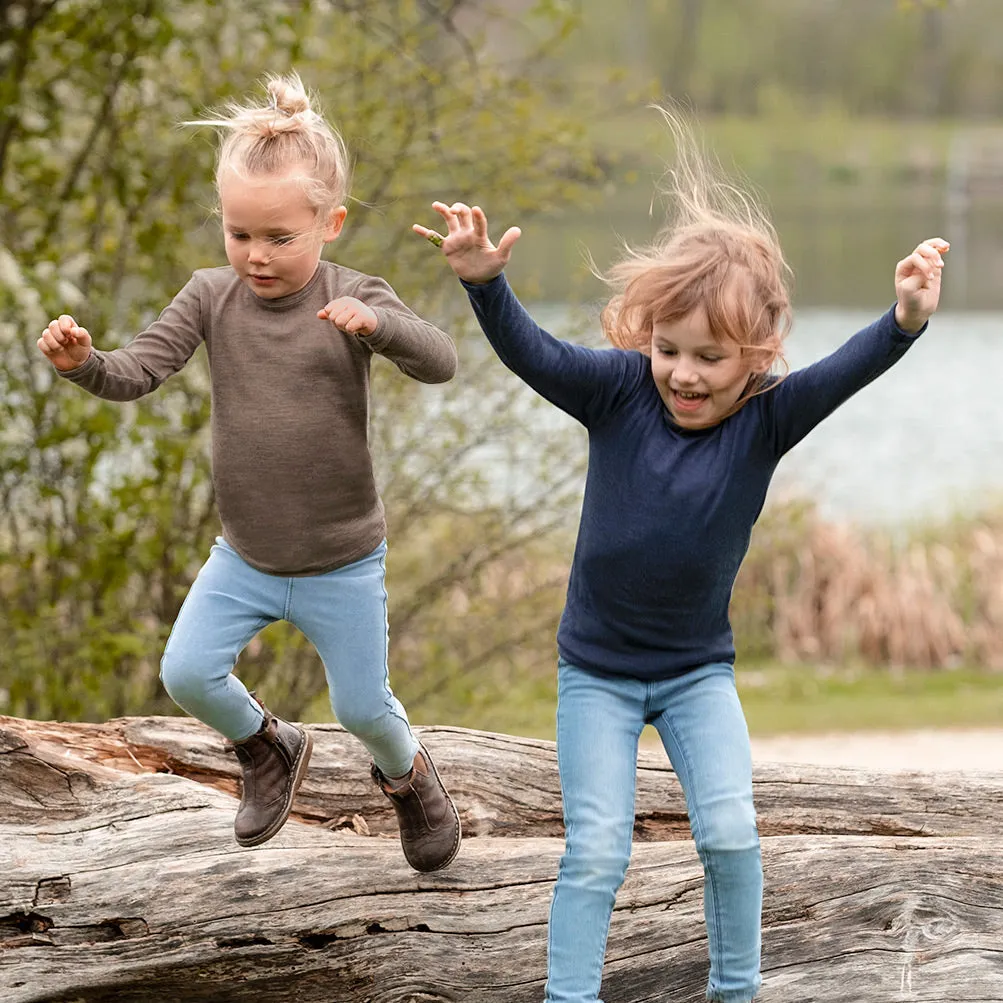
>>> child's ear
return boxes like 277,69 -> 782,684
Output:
324,206 -> 348,242
746,345 -> 776,375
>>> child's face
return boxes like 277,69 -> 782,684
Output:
650,307 -> 761,429
219,165 -> 345,299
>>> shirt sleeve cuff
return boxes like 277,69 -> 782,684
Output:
460,274 -> 508,295
889,304 -> 928,338
57,350 -> 99,380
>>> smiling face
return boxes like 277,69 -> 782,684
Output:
650,306 -> 764,429
219,165 -> 345,299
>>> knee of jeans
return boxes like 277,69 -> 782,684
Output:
693,797 -> 759,854
333,703 -> 391,741
159,646 -> 211,707
560,823 -> 632,893
560,847 -> 630,895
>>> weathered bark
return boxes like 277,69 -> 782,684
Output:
6,714 -> 1003,840
2,715 -> 1002,1002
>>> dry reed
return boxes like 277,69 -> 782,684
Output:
735,501 -> 1003,670
392,502 -> 1003,684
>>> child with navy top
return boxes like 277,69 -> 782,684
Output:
414,110 -> 948,1003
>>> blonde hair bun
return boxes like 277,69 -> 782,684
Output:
186,72 -> 352,213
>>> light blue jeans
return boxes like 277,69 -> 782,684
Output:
547,659 -> 761,1003
160,537 -> 419,777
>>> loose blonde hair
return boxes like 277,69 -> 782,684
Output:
601,106 -> 793,412
187,72 -> 351,216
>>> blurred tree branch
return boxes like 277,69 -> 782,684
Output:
0,0 -> 606,724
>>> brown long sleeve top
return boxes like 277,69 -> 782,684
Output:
60,262 -> 457,575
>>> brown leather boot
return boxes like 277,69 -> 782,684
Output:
372,743 -> 461,872
232,699 -> 313,847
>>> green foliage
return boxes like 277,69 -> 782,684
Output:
0,0 -> 604,721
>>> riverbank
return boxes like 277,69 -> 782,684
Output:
750,727 -> 1003,771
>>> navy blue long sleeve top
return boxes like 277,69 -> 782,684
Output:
464,274 -> 925,681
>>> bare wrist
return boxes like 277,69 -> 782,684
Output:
894,304 -> 925,334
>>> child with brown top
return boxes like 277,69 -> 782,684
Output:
37,73 -> 461,872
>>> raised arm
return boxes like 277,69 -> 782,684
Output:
763,237 -> 949,455
414,201 -> 640,426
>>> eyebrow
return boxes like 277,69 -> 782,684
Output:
224,223 -> 297,235
653,337 -> 728,353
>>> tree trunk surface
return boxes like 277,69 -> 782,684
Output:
2,715 -> 1001,1002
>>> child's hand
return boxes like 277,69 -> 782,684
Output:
37,314 -> 93,371
413,201 -> 521,284
317,297 -> 378,335
894,237 -> 949,333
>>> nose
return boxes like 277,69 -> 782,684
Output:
247,240 -> 270,265
672,357 -> 699,385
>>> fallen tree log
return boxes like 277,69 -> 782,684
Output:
2,715 -> 1001,1002
5,715 -> 1003,839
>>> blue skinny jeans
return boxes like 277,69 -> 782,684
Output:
159,537 -> 419,777
547,658 -> 762,1003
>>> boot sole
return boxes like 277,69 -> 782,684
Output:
235,728 -> 314,848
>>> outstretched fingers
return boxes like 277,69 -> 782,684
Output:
496,224 -> 522,256
412,222 -> 445,246
414,199 -> 519,284
449,201 -> 474,231
414,200 -> 473,249
471,205 -> 490,241
412,200 -> 460,247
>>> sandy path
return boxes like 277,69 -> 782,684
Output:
749,728 -> 1003,772
640,727 -> 1003,771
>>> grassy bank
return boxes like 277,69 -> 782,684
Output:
403,662 -> 1003,742
737,663 -> 1003,736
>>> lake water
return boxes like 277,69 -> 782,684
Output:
764,308 -> 1003,524
515,305 -> 1003,527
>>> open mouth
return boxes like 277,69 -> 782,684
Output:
671,389 -> 709,412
